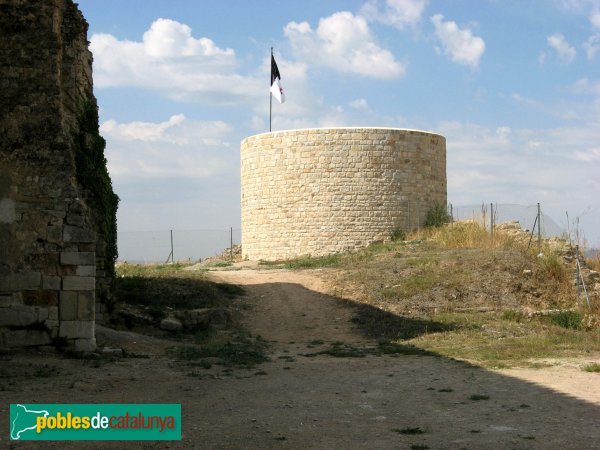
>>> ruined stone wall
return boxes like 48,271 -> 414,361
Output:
241,128 -> 446,261
0,0 -> 116,350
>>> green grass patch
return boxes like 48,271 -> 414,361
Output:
582,363 -> 600,372
171,331 -> 269,368
316,342 -> 367,358
392,427 -> 426,435
501,309 -> 525,322
469,394 -> 490,401
546,310 -> 583,330
258,254 -> 341,269
306,340 -> 433,358
204,261 -> 233,268
283,254 -> 341,269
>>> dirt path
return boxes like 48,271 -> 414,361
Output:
2,267 -> 600,449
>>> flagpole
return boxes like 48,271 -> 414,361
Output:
269,47 -> 273,132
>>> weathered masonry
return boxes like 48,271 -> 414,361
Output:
0,0 -> 118,350
241,128 -> 446,261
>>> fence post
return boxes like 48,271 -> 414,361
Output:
416,202 -> 420,230
537,202 -> 541,252
170,229 -> 174,264
490,203 -> 494,242
576,244 -> 581,302
230,227 -> 233,261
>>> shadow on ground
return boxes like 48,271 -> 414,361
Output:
1,278 -> 599,449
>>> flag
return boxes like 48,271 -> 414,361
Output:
270,54 -> 285,104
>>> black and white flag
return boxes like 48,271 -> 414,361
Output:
270,55 -> 285,104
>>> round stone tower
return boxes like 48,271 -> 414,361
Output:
240,127 -> 446,261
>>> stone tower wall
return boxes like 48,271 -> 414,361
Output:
241,128 -> 446,261
0,0 -> 114,350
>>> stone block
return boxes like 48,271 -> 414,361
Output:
62,276 -> 95,291
45,319 -> 59,338
78,243 -> 96,252
57,265 -> 76,276
4,329 -> 51,347
63,225 -> 95,243
0,198 -> 16,224
0,294 -> 18,307
37,307 -> 49,321
160,318 -> 183,331
23,290 -> 58,306
66,213 -> 84,227
76,265 -> 96,276
0,305 -> 38,327
59,320 -> 94,339
47,225 -> 63,243
48,306 -> 58,320
29,253 -> 60,271
78,291 -> 95,320
60,251 -> 95,265
73,338 -> 96,352
0,272 -> 42,291
42,275 -> 61,290
60,291 -> 78,320
101,347 -> 123,357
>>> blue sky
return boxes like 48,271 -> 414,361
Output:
78,0 -> 600,247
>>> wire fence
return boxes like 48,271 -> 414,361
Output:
447,202 -> 565,240
117,228 -> 241,264
116,203 -> 572,263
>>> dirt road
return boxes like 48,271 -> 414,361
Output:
2,267 -> 600,449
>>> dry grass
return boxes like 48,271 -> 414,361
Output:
409,222 -> 524,251
588,254 -> 600,272
323,222 -> 600,368
406,311 -> 600,368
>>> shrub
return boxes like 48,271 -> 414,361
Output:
425,202 -> 451,228
390,226 -> 406,241
548,310 -> 583,330
538,251 -> 567,282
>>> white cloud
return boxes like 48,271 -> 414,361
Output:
571,77 -> 600,95
538,51 -> 547,65
430,14 -> 485,67
547,32 -> 577,63
591,9 -> 600,28
90,19 -> 263,104
574,147 -> 600,161
101,115 -> 233,179
583,33 -> 600,59
284,11 -> 406,79
349,98 -> 369,109
101,114 -> 186,142
511,93 -> 541,108
441,120 -> 600,244
142,18 -> 234,58
511,92 -> 582,120
554,0 -> 600,13
360,0 -> 428,29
